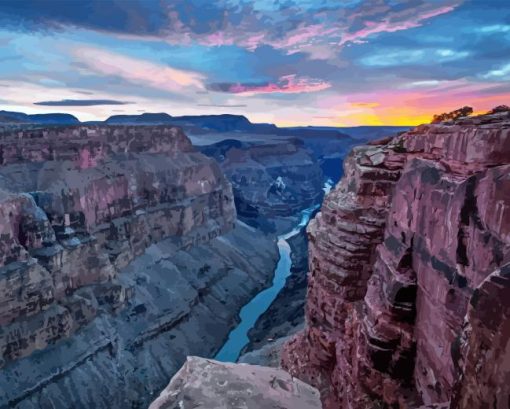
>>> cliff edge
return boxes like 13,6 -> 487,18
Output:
149,356 -> 322,409
282,110 -> 510,408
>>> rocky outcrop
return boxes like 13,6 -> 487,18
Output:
149,356 -> 322,409
0,126 -> 279,408
200,139 -> 324,232
282,111 -> 510,408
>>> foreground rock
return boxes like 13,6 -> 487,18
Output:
282,110 -> 510,408
150,356 -> 322,409
0,125 -> 278,408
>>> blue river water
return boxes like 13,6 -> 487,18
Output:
215,180 -> 333,362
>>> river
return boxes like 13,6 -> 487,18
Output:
214,179 -> 333,362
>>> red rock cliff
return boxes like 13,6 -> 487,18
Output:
282,111 -> 510,408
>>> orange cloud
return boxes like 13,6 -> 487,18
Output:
316,83 -> 510,127
349,102 -> 380,108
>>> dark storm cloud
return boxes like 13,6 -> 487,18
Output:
0,0 -> 167,35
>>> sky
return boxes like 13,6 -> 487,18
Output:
0,0 -> 509,126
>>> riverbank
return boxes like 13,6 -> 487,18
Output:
215,181 -> 333,363
241,229 -> 308,355
214,206 -> 318,363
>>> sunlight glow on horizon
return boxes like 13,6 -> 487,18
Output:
0,1 -> 508,127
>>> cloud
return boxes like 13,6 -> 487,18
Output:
476,25 -> 510,34
0,0 -> 167,36
72,47 -> 205,94
360,48 -> 469,67
34,99 -> 132,106
208,75 -> 331,95
158,2 -> 460,58
197,103 -> 247,108
482,63 -> 510,79
349,102 -> 380,108
0,0 -> 461,59
74,90 -> 94,95
339,5 -> 458,46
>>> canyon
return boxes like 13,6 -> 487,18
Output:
199,138 -> 324,232
149,110 -> 509,409
0,115 -> 350,408
0,125 -> 281,408
1,109 -> 508,409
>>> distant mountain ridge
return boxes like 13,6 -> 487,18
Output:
105,112 -> 174,124
106,113 -> 278,133
0,110 -> 80,124
286,125 -> 411,140
0,109 -> 409,141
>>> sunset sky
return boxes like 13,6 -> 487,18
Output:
0,0 -> 509,126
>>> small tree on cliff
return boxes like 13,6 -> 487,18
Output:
432,106 -> 473,123
487,105 -> 510,114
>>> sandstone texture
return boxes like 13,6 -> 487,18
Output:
282,111 -> 510,408
149,356 -> 322,409
0,126 -> 278,408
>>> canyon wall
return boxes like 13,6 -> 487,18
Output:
0,126 -> 278,408
200,138 -> 324,232
282,111 -> 510,408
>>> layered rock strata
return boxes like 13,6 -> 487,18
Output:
0,126 -> 278,408
200,139 -> 324,232
149,356 -> 322,409
282,111 -> 510,408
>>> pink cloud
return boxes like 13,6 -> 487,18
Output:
73,47 -> 205,93
269,24 -> 339,53
113,3 -> 460,60
339,5 -> 458,46
222,75 -> 331,95
203,31 -> 235,47
241,33 -> 267,51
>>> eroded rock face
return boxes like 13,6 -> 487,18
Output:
200,139 -> 324,232
282,112 -> 510,408
449,263 -> 510,409
0,126 -> 279,408
149,356 -> 322,409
